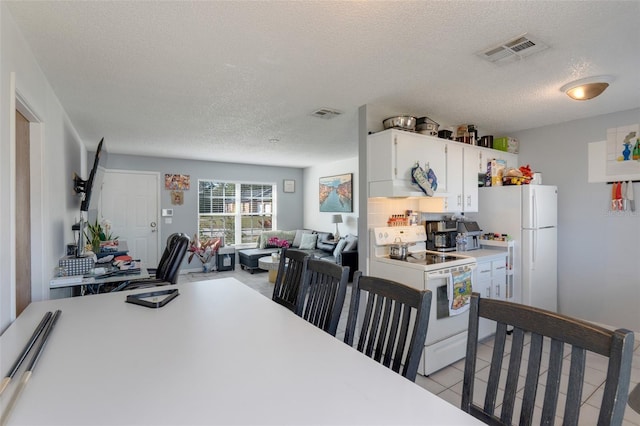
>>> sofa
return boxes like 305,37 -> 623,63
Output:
238,229 -> 358,280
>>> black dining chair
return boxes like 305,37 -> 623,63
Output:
461,292 -> 635,426
344,272 -> 432,382
113,233 -> 190,291
296,258 -> 349,336
271,248 -> 309,312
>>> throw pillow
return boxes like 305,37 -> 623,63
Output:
299,233 -> 318,250
293,229 -> 313,248
333,238 -> 348,258
343,234 -> 358,252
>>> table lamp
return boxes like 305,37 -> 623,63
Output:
331,214 -> 343,240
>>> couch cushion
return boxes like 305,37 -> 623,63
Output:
333,238 -> 348,261
292,229 -> 313,248
299,233 -> 318,250
308,249 -> 332,259
315,231 -> 332,243
343,234 -> 358,252
315,231 -> 335,251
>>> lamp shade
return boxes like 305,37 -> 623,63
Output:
560,75 -> 613,101
331,214 -> 343,224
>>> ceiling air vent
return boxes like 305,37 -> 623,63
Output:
478,33 -> 549,64
311,108 -> 343,119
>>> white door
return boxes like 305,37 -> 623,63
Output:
100,170 -> 160,267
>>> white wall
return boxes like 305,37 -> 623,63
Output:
303,157 -> 358,237
1,4 -> 84,332
512,108 -> 640,332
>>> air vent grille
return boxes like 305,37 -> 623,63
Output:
478,33 -> 549,64
311,108 -> 343,119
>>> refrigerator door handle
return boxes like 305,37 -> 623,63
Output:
532,190 -> 537,229
531,232 -> 536,267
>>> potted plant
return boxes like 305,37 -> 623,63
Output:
188,235 -> 221,272
267,236 -> 290,260
85,218 -> 118,253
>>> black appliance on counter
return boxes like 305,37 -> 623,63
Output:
425,220 -> 458,252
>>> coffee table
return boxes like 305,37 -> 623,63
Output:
258,256 -> 282,283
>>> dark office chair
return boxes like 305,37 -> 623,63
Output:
114,233 -> 190,291
272,248 -> 309,312
149,232 -> 190,281
296,258 -> 349,336
461,293 -> 634,426
344,272 -> 432,382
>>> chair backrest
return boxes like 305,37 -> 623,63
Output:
461,293 -> 635,426
344,272 -> 432,382
272,248 -> 309,312
156,234 -> 190,284
296,258 -> 349,336
155,233 -> 188,278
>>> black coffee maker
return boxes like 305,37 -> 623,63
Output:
425,220 -> 458,252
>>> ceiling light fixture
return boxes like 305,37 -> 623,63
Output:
560,75 -> 614,101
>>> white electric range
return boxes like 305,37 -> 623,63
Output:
369,226 -> 480,376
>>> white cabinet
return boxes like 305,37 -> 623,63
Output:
476,147 -> 519,172
367,129 -> 519,204
474,250 -> 511,340
420,143 -> 480,212
475,254 -> 508,301
475,240 -> 516,302
368,129 -> 447,197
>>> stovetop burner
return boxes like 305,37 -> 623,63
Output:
404,253 -> 461,265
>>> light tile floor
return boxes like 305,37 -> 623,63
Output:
180,268 -> 640,425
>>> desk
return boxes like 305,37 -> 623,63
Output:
0,278 -> 482,425
50,267 -> 150,294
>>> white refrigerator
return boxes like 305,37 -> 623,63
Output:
477,185 -> 558,312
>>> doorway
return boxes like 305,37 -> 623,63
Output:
15,110 -> 31,315
100,170 -> 161,267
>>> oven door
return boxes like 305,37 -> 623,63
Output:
424,265 -> 474,345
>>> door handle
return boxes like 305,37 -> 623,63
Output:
150,221 -> 157,232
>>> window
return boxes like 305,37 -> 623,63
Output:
198,180 -> 275,245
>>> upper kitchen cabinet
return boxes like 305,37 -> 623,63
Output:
420,143 -> 480,213
368,129 -> 448,197
479,148 -> 518,170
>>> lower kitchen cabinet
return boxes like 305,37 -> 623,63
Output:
475,253 -> 508,301
473,243 -> 515,340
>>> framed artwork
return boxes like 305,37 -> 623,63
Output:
171,190 -> 184,205
606,124 -> 640,177
283,179 -> 295,193
319,173 -> 353,212
165,174 -> 191,190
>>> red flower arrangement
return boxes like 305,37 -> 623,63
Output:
267,236 -> 290,249
188,235 -> 221,264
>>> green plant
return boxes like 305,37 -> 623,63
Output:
84,218 -> 118,250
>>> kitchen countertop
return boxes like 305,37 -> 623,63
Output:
461,247 -> 509,262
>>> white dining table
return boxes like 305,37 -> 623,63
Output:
0,278 -> 483,425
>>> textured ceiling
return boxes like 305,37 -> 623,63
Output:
5,1 -> 640,167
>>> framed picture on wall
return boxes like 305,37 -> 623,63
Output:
319,173 -> 352,212
283,179 -> 295,193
